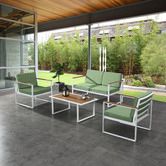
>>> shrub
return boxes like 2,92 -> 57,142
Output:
131,79 -> 143,87
50,63 -> 64,73
143,76 -> 155,88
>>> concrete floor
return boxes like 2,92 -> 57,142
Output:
0,91 -> 166,166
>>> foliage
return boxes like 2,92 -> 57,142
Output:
104,22 -> 158,75
143,76 -> 155,88
50,63 -> 64,73
141,34 -> 166,86
130,79 -> 143,87
27,44 -> 34,65
126,75 -> 155,87
37,21 -> 164,85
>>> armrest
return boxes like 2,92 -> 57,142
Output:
118,92 -> 137,99
103,101 -> 136,109
72,75 -> 85,79
37,78 -> 52,82
108,80 -> 123,85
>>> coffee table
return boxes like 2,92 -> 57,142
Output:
50,93 -> 98,122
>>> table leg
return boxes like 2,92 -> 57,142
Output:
51,98 -> 54,114
51,99 -> 71,115
76,104 -> 79,122
76,101 -> 96,123
93,101 -> 95,116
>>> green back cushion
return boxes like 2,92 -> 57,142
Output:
85,69 -> 103,85
102,72 -> 122,88
74,83 -> 95,91
16,72 -> 37,89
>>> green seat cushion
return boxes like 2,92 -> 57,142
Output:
105,105 -> 135,122
16,72 -> 37,89
85,69 -> 103,85
102,72 -> 122,88
90,85 -> 118,94
74,83 -> 95,91
19,86 -> 50,95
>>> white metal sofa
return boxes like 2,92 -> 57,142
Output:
72,69 -> 124,102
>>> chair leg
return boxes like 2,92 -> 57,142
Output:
16,95 -> 34,109
102,118 -> 104,133
134,125 -> 137,142
149,101 -> 153,130
72,85 -> 74,93
107,95 -> 110,102
102,116 -> 137,142
31,96 -> 34,109
149,112 -> 152,130
120,94 -> 123,103
102,103 -> 105,133
15,92 -> 18,104
138,103 -> 153,131
15,85 -> 18,104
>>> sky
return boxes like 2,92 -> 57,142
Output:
37,12 -> 166,44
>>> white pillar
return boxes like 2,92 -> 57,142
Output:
88,24 -> 91,69
99,46 -> 101,71
34,13 -> 38,76
104,47 -> 107,71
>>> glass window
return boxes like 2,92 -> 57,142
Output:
0,4 -> 36,90
0,38 -> 35,67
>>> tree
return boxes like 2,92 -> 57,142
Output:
38,43 -> 47,69
45,36 -> 57,70
91,35 -> 100,70
141,34 -> 166,85
37,21 -> 162,78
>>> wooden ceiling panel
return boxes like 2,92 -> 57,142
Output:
0,0 -> 142,23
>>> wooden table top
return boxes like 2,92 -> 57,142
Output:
50,93 -> 97,105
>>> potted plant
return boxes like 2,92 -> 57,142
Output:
52,63 -> 64,91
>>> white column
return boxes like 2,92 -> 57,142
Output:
88,24 -> 91,69
34,13 -> 38,76
99,46 -> 101,71
104,47 -> 107,71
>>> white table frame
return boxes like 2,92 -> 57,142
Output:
50,94 -> 97,123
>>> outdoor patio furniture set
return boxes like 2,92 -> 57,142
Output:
15,70 -> 153,142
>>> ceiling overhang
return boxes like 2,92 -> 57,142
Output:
37,0 -> 166,32
0,0 -> 140,23
1,0 -> 166,33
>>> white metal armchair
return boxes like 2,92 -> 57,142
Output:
15,72 -> 55,109
102,91 -> 153,142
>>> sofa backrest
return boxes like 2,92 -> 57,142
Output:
102,72 -> 122,88
85,69 -> 103,85
16,72 -> 37,89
